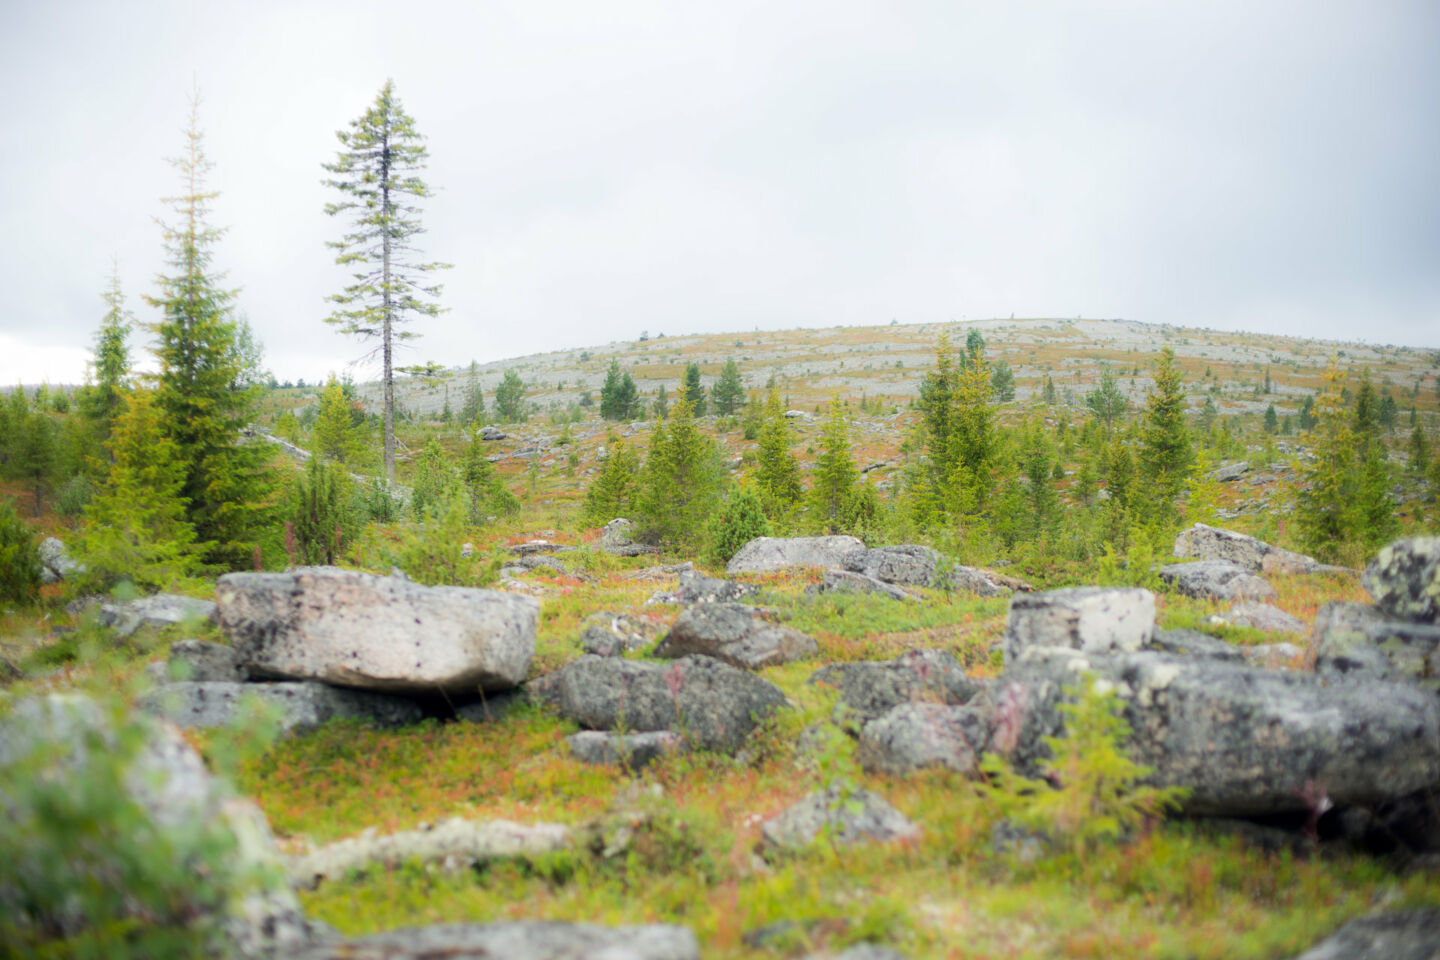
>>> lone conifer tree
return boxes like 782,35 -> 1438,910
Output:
148,97 -> 271,568
324,79 -> 450,482
78,265 -> 133,448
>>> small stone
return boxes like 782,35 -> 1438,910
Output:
566,731 -> 684,771
760,785 -> 920,851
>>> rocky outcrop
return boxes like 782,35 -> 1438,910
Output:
653,603 -> 817,670
0,695 -> 318,958
761,785 -> 921,851
995,647 -> 1440,815
37,536 -> 80,584
599,518 -> 660,557
566,731 -> 685,770
651,570 -> 759,606
1363,537 -> 1440,623
1003,587 -> 1155,666
536,655 -> 788,754
1289,909 -> 1440,960
1204,602 -> 1306,634
1313,601 -> 1440,691
287,922 -> 701,960
159,638 -> 248,682
98,593 -> 218,639
1173,523 -> 1326,575
288,818 -> 571,890
217,567 -> 537,695
807,569 -> 914,602
841,544 -> 941,587
580,611 -> 663,658
725,536 -> 866,575
810,649 -> 986,730
857,702 -> 986,777
1159,561 -> 1277,602
138,681 -> 425,734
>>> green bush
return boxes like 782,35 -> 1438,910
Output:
704,488 -> 771,566
0,497 -> 42,604
285,455 -> 360,566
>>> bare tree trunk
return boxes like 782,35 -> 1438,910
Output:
381,128 -> 395,484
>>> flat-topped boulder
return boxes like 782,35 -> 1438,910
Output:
761,785 -> 921,851
216,567 -> 537,695
807,569 -> 914,602
725,535 -> 865,575
857,702 -> 986,777
1159,560 -> 1277,602
98,593 -> 218,639
1004,587 -> 1155,666
841,544 -> 942,586
996,648 -> 1440,816
1173,523 -> 1324,575
654,603 -> 817,670
1313,600 -> 1440,690
535,655 -> 788,754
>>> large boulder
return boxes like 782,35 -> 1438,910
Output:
725,536 -> 865,575
841,544 -> 941,587
1313,601 -> 1440,691
809,649 -> 986,729
0,695 -> 317,958
1290,909 -> 1440,960
1003,587 -> 1155,666
158,639 -> 249,682
1363,537 -> 1440,624
994,648 -> 1440,815
537,655 -> 788,754
1173,523 -> 1323,575
807,569 -> 914,602
760,785 -> 921,851
138,681 -> 425,734
857,702 -> 986,777
217,567 -> 537,695
287,922 -> 700,960
653,603 -> 817,670
37,536 -> 81,583
289,818 -> 571,890
1159,561 -> 1277,602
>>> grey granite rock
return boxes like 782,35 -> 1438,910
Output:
809,649 -> 985,730
857,702 -> 986,777
218,567 -> 537,695
761,784 -> 920,850
654,603 -> 817,670
1004,587 -> 1155,666
566,730 -> 684,770
1159,561 -> 1278,602
725,536 -> 866,575
1363,537 -> 1440,624
1289,910 -> 1440,960
138,680 -> 424,734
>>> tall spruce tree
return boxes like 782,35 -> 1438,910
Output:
78,265 -> 133,449
147,98 -> 272,569
711,358 -> 745,416
1085,367 -> 1128,437
323,80 -> 450,483
639,392 -> 721,543
810,396 -> 857,533
682,363 -> 706,416
1137,347 -> 1193,524
1297,358 -> 1355,561
752,385 -> 803,524
582,435 -> 639,525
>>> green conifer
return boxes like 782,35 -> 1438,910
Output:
752,385 -> 803,525
810,396 -> 857,533
1137,347 -> 1193,525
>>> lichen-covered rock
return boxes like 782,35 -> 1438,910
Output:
288,818 -> 571,890
217,567 -> 537,695
654,603 -> 817,670
1313,601 -> 1440,690
806,569 -> 914,602
137,681 -> 424,734
1159,561 -> 1277,602
661,570 -> 759,605
1205,602 -> 1306,635
1004,587 -> 1155,666
725,535 -> 865,575
542,655 -> 788,754
995,648 -> 1440,815
809,649 -> 986,730
0,695 -> 318,958
160,639 -> 248,682
1363,537 -> 1440,624
37,536 -> 81,583
579,611 -> 663,658
857,702 -> 985,777
98,593 -> 218,639
946,565 -> 1018,597
1173,523 -> 1323,575
1146,628 -> 1245,662
1289,909 -> 1440,960
286,922 -> 701,960
761,785 -> 920,850
566,731 -> 684,770
841,544 -> 941,587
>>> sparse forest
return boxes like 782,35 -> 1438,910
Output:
3,86 -> 1440,960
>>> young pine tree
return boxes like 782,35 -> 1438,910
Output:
148,98 -> 273,569
77,266 -> 133,451
461,434 -> 519,522
581,436 -> 640,526
76,390 -> 200,591
1296,358 -> 1356,562
682,363 -> 707,417
311,377 -> 367,465
1137,347 -> 1193,526
639,393 -> 721,543
810,396 -> 857,534
752,385 -> 803,526
410,438 -> 456,520
286,453 -> 358,566
711,358 -> 746,417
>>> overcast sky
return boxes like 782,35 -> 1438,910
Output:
2,1 -> 1437,386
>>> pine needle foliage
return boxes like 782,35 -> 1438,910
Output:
1137,347 -> 1193,525
77,265 -> 133,449
581,436 -> 640,526
147,96 -> 272,570
310,377 -> 369,465
286,454 -> 359,566
638,393 -> 722,544
810,396 -> 858,533
461,435 -> 519,522
981,675 -> 1186,856
323,79 -> 450,482
752,386 -> 803,526
0,497 -> 42,604
75,390 -> 200,592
